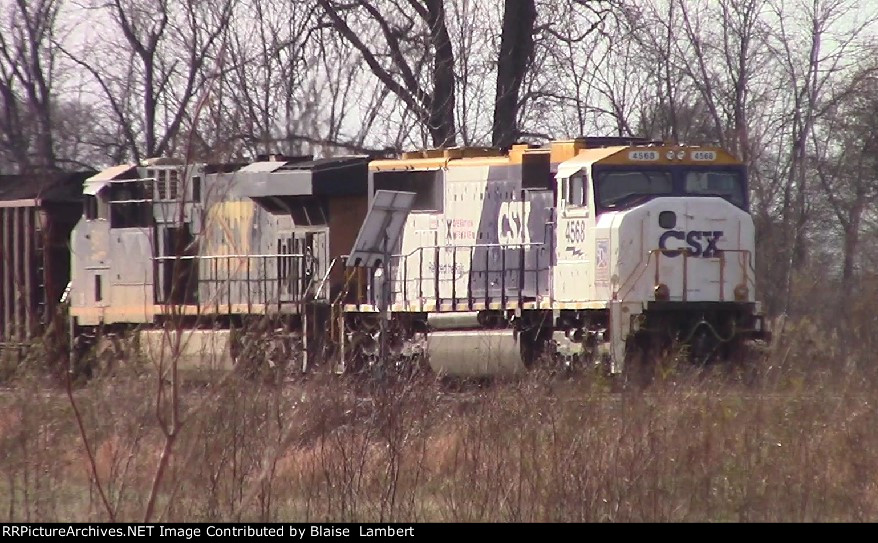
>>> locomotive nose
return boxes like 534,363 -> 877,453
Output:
638,197 -> 751,303
653,198 -> 736,257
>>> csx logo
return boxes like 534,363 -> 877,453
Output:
659,230 -> 723,258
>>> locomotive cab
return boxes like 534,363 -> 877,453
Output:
554,145 -> 768,372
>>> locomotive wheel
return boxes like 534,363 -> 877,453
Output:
231,319 -> 302,381
521,326 -> 562,375
622,335 -> 655,390
70,331 -> 97,379
70,328 -> 131,379
93,335 -> 123,377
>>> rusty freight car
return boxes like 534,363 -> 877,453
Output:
0,171 -> 93,347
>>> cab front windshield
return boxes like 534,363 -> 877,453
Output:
595,168 -> 746,211
596,171 -> 672,209
683,171 -> 745,207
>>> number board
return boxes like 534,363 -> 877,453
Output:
628,150 -> 659,161
691,150 -> 717,161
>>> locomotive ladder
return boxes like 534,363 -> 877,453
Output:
301,255 -> 350,373
326,257 -> 360,374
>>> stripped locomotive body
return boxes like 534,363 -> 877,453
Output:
67,156 -> 369,370
341,138 -> 770,376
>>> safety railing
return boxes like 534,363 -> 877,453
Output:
617,248 -> 757,302
153,253 -> 318,315
346,242 -> 552,310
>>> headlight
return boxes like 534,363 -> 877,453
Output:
654,283 -> 670,301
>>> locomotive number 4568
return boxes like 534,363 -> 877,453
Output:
565,220 -> 586,243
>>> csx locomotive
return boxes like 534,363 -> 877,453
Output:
58,137 -> 768,376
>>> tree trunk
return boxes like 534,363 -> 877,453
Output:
492,0 -> 536,149
425,0 -> 456,147
840,201 -> 863,303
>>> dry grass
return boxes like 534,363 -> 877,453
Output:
1,315 -> 877,522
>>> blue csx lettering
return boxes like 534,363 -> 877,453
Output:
659,230 -> 723,258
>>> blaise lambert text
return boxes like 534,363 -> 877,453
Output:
287,526 -> 414,538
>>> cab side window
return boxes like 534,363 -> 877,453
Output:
568,174 -> 586,208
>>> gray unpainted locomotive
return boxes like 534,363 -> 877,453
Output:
67,155 -> 369,370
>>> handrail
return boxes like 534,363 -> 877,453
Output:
345,242 -> 553,309
153,253 -> 305,261
380,242 -> 546,261
313,256 -> 344,299
331,255 -> 355,305
151,252 -> 313,314
617,248 -> 756,301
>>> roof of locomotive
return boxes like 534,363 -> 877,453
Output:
559,144 -> 743,173
367,137 -> 667,172
236,155 -> 370,198
368,145 -> 546,172
275,155 -> 369,171
555,145 -> 743,181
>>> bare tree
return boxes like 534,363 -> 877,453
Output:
618,0 -> 727,144
64,0 -> 235,161
761,0 -> 877,313
502,0 -> 619,143
811,65 -> 878,305
491,0 -> 536,148
0,0 -> 62,172
196,0 -> 323,158
316,0 -> 456,148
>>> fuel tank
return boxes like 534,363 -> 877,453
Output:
424,312 -> 524,376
